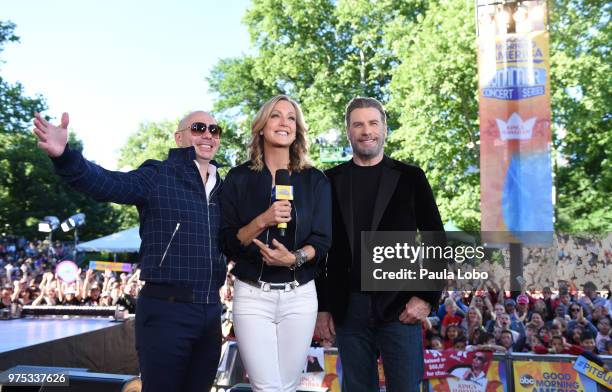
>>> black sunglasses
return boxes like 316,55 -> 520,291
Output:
180,122 -> 222,138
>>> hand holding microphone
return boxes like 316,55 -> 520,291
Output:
261,200 -> 292,228
274,169 -> 293,236
254,169 -> 293,234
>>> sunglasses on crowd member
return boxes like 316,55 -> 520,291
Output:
474,355 -> 486,361
179,122 -> 222,138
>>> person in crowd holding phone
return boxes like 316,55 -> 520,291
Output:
219,95 -> 332,392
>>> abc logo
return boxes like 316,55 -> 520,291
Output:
519,374 -> 535,386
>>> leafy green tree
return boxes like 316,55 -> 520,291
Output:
117,119 -> 177,170
550,0 -> 611,232
0,21 -> 45,134
207,56 -> 282,166
0,20 -> 123,240
207,0 -> 427,168
0,131 -> 125,240
386,0 -> 480,230
388,0 -> 611,232
206,0 -> 609,232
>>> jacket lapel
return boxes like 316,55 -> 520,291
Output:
333,164 -> 355,255
370,156 -> 400,231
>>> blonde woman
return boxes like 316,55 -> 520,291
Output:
220,95 -> 332,391
462,307 -> 484,338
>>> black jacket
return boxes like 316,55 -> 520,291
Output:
52,145 -> 225,304
317,156 -> 445,323
219,161 -> 332,284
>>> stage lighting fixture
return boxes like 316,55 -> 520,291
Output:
38,216 -> 60,233
61,213 -> 86,232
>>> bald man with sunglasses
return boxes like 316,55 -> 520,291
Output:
33,110 -> 225,392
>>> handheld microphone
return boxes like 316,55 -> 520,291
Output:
274,169 -> 293,237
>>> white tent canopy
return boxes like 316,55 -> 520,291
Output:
76,226 -> 141,253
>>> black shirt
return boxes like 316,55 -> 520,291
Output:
350,160 -> 383,291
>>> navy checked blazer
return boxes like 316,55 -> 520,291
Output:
52,145 -> 226,304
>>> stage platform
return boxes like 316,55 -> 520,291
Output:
0,317 -> 139,375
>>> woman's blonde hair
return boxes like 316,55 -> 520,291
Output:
468,306 -> 483,326
248,95 -> 311,172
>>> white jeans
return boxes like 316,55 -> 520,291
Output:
233,279 -> 318,392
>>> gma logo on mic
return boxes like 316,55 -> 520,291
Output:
275,185 -> 293,201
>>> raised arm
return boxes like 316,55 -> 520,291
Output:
11,280 -> 21,303
127,268 -> 140,284
33,112 -> 158,205
74,269 -> 83,301
81,269 -> 93,300
32,291 -> 45,306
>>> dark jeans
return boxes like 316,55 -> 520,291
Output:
336,292 -> 424,392
135,295 -> 221,392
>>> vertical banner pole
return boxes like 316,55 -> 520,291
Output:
476,0 -> 553,291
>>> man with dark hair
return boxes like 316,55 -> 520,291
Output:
315,97 -> 445,391
578,281 -> 606,316
580,331 -> 597,353
32,111 -> 225,392
499,330 -> 515,352
450,352 -> 489,388
595,316 -> 611,353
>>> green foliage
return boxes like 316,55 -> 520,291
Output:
0,22 -> 45,134
550,0 -> 611,232
207,56 -> 281,168
386,0 -> 481,231
117,119 -> 177,169
207,0 -> 610,233
0,132 -> 124,239
5,1 -> 605,237
207,0 -> 428,169
0,20 -> 123,240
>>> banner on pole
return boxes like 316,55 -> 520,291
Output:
477,3 -> 553,245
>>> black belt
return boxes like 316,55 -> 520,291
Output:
240,279 -> 300,292
140,282 -> 195,303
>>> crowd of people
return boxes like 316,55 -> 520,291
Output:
3,236 -> 611,360
0,237 -> 140,313
423,280 -> 612,357
3,235 -> 611,357
446,234 -> 611,294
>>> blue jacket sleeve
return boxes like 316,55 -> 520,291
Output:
219,169 -> 247,261
51,144 -> 158,206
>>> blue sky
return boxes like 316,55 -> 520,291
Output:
3,0 -> 251,169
